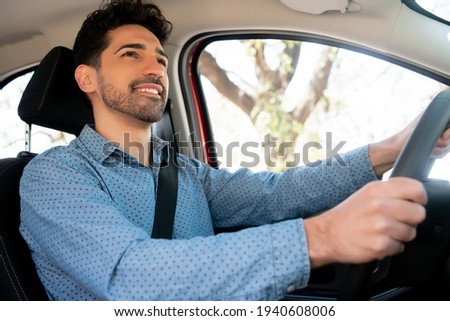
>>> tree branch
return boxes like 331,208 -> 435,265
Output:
198,51 -> 256,117
290,46 -> 338,124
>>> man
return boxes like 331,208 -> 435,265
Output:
19,0 -> 450,300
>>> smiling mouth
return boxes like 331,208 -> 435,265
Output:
133,84 -> 163,98
136,87 -> 160,95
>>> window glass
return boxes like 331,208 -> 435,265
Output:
0,72 -> 75,157
197,39 -> 450,181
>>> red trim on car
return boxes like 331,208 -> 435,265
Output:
187,42 -> 214,166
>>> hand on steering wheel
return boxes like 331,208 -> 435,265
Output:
338,90 -> 450,300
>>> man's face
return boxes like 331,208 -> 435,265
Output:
96,24 -> 169,123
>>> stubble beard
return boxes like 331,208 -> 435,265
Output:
99,75 -> 167,124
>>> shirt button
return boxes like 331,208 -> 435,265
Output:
287,285 -> 296,292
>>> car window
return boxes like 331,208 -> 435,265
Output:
0,72 -> 75,158
196,38 -> 450,180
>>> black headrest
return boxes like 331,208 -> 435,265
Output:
18,46 -> 94,136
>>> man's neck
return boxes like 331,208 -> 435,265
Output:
94,111 -> 153,167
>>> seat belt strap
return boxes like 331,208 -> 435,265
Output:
151,109 -> 179,239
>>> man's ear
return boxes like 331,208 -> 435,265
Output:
74,64 -> 97,94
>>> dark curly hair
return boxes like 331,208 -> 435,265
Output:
73,0 -> 172,67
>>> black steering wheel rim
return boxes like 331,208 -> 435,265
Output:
338,90 -> 450,300
390,90 -> 450,180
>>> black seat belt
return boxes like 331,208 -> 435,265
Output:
151,102 -> 178,239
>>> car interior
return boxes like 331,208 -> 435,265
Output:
1,0 -> 450,301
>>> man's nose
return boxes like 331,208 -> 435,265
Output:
143,57 -> 166,78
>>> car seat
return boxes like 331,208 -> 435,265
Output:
0,46 -> 94,300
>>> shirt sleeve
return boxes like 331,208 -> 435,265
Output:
196,145 -> 378,228
20,151 -> 310,300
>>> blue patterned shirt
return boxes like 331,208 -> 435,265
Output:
20,125 -> 377,300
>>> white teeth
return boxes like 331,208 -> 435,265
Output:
137,88 -> 159,94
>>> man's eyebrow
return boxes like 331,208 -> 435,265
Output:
113,43 -> 168,60
113,43 -> 146,54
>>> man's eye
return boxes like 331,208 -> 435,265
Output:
158,58 -> 168,67
122,51 -> 138,58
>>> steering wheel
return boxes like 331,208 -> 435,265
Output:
338,90 -> 450,300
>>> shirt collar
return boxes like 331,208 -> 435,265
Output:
76,125 -> 170,167
151,134 -> 170,166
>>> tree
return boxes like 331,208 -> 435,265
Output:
198,39 -> 338,171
